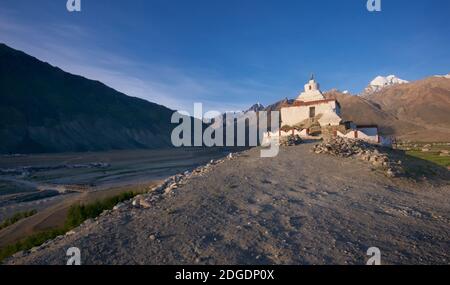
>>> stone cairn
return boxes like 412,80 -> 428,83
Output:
279,135 -> 303,146
312,137 -> 404,177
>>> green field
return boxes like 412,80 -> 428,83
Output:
397,142 -> 450,168
406,150 -> 450,168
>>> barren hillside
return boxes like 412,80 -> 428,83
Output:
364,77 -> 450,140
324,90 -> 418,136
324,77 -> 450,141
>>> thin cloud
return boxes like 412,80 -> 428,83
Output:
0,13 -> 270,113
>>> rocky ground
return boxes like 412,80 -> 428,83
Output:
279,135 -> 303,146
5,141 -> 450,265
312,137 -> 405,177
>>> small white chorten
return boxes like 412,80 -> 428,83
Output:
296,74 -> 325,102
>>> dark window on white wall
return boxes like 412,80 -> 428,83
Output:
309,107 -> 315,118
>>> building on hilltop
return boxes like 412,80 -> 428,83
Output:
263,75 -> 391,146
280,75 -> 343,128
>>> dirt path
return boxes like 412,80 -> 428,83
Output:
6,144 -> 450,265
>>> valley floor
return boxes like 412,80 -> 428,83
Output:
0,148 -> 234,247
6,144 -> 450,265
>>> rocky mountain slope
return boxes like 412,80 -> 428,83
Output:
360,76 -> 450,141
0,44 -> 175,154
362,76 -> 450,130
323,90 -> 421,138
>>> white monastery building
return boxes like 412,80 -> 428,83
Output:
264,75 -> 391,146
281,75 -> 342,127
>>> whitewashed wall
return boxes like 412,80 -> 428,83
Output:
336,130 -> 382,144
262,128 -> 391,147
281,101 -> 339,127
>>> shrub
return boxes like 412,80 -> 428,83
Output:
0,210 -> 37,230
65,191 -> 135,229
0,228 -> 66,262
0,191 -> 138,263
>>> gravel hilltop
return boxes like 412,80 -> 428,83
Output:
6,143 -> 450,265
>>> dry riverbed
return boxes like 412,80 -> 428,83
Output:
5,143 -> 450,265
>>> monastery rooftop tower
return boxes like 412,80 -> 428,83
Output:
296,74 -> 326,102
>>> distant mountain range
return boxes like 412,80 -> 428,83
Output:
0,44 -> 175,154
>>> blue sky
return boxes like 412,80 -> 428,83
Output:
1,0 -> 449,112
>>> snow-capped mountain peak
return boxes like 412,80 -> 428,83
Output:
370,75 -> 408,86
433,73 -> 450,79
362,75 -> 409,95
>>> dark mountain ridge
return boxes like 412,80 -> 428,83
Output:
0,43 -> 175,153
